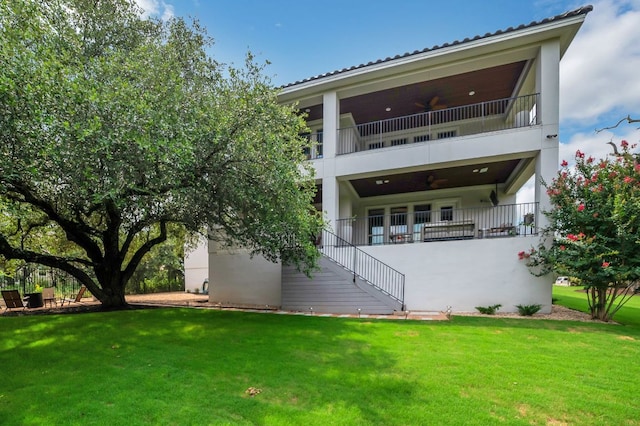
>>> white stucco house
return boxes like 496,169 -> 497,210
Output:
186,6 -> 592,314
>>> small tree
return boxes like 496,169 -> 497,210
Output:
522,140 -> 640,321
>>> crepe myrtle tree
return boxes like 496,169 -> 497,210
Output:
0,0 -> 323,308
521,137 -> 640,321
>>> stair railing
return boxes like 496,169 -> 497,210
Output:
318,229 -> 405,309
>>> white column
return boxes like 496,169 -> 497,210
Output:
536,40 -> 560,132
322,91 -> 339,159
322,177 -> 339,231
321,91 -> 340,229
535,40 -> 561,230
535,147 -> 558,229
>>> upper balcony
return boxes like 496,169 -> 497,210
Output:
336,93 -> 538,156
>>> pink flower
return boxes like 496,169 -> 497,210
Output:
602,261 -> 610,268
559,245 -> 566,251
567,234 -> 578,241
577,204 -> 585,212
599,161 -> 607,169
576,150 -> 585,159
635,164 -> 640,173
561,160 -> 568,167
578,232 -> 586,239
587,156 -> 594,164
621,140 -> 629,148
518,251 -> 525,260
624,176 -> 634,184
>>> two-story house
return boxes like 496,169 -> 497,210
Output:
191,6 -> 592,314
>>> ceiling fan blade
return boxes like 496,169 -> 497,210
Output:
432,104 -> 448,110
415,102 -> 426,109
429,96 -> 440,107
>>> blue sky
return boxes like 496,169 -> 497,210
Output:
138,0 -> 640,197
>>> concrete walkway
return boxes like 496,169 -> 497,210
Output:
126,292 -> 449,321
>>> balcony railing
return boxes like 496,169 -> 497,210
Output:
337,93 -> 539,155
335,202 -> 538,246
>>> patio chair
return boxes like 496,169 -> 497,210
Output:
1,289 -> 27,312
60,285 -> 87,306
42,287 -> 57,308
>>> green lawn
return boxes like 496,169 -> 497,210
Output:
1,297 -> 639,425
553,284 -> 640,327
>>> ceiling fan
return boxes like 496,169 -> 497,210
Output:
415,96 -> 448,112
426,173 -> 448,190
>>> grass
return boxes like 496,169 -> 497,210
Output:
1,299 -> 639,425
553,284 -> 640,327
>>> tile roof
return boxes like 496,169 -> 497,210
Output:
281,5 -> 593,89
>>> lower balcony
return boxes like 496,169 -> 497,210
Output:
335,202 -> 538,246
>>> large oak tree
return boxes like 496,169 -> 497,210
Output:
0,0 -> 322,308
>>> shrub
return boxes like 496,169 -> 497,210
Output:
515,304 -> 542,316
475,304 -> 501,315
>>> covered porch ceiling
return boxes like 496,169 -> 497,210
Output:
348,158 -> 523,198
303,61 -> 527,124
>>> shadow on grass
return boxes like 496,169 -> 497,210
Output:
2,305 -> 639,425
0,308 -> 435,424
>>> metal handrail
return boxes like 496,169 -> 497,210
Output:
336,202 -> 538,246
337,93 -> 539,155
319,229 -> 405,307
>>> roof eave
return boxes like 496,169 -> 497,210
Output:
278,6 -> 591,101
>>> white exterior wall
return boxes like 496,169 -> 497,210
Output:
184,242 -> 208,293
208,242 -> 281,307
361,237 -> 551,313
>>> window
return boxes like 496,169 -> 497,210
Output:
368,209 -> 385,245
390,138 -> 407,146
368,141 -> 383,150
440,206 -> 454,221
413,134 -> 430,143
300,132 -> 311,159
437,130 -> 457,139
390,207 -> 409,243
413,204 -> 431,241
315,129 -> 323,158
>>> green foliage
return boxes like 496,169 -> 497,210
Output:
523,139 -> 640,321
515,304 -> 542,316
475,304 -> 501,315
0,0 -> 322,307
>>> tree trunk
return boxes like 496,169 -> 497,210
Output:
591,287 -> 611,322
93,271 -> 129,309
98,290 -> 128,309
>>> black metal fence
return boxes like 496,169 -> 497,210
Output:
0,265 -> 84,299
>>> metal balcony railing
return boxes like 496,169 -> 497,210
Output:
319,229 -> 405,308
335,202 -> 538,246
337,94 -> 539,155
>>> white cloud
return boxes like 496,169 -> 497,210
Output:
560,0 -> 640,124
560,125 -> 640,166
134,0 -> 174,20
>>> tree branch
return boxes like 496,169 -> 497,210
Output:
4,180 -> 104,263
121,220 -> 168,284
596,115 -> 640,133
0,234 -> 95,285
